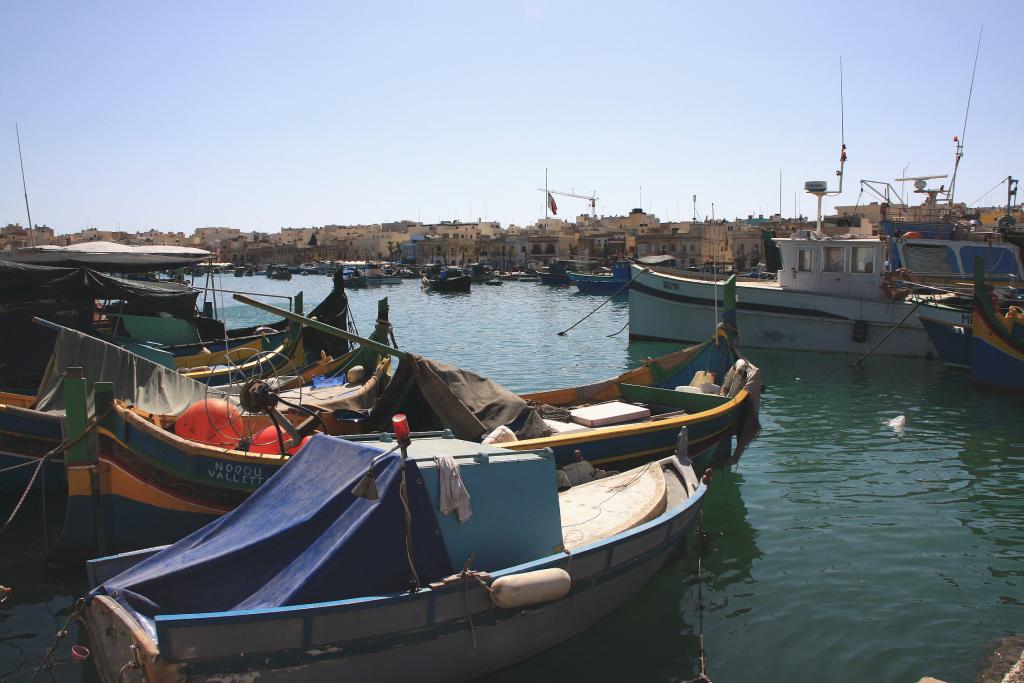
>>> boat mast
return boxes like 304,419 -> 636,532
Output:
544,167 -> 549,220
805,57 -> 847,234
949,26 -> 983,206
15,123 -> 36,247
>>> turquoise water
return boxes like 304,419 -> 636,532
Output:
1,277 -> 1021,682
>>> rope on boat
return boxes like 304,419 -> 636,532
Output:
853,301 -> 922,372
29,598 -> 85,682
0,406 -> 113,538
556,267 -> 647,337
400,462 -> 421,593
457,554 -> 491,649
684,510 -> 713,683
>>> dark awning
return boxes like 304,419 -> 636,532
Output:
0,261 -> 200,317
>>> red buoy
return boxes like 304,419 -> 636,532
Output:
250,426 -> 311,455
174,399 -> 243,447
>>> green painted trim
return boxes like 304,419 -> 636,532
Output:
63,368 -> 91,466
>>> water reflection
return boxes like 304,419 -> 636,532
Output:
481,469 -> 759,683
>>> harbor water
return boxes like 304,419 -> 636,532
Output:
2,277 -> 1021,682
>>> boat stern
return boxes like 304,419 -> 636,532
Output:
81,594 -> 185,683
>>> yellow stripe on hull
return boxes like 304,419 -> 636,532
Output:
173,340 -> 262,370
68,460 -> 228,516
508,388 -> 745,451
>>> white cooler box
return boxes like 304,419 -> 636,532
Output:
569,401 -> 651,428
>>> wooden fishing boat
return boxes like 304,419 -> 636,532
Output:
81,431 -> 708,683
38,284 -> 755,557
421,266 -> 472,293
970,257 -> 1024,390
56,355 -> 391,555
569,260 -> 632,294
266,264 -> 292,280
0,301 -> 393,502
0,261 -> 220,394
343,267 -> 369,288
538,259 -> 573,285
249,285 -> 759,472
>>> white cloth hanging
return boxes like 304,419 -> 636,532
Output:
437,454 -> 472,524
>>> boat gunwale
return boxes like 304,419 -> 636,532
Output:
508,388 -> 747,449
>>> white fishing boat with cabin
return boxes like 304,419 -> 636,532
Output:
629,235 -> 965,356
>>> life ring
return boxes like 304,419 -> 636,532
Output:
902,231 -> 922,239
882,269 -> 914,301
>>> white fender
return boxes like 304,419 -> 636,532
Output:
346,365 -> 365,383
490,568 -> 571,609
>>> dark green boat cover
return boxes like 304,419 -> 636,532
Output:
0,261 -> 199,317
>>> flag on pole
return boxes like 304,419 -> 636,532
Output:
547,192 -> 558,216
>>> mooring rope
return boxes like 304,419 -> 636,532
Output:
684,510 -> 713,683
606,320 -> 630,338
29,598 -> 85,682
853,301 -> 922,371
557,267 -> 647,337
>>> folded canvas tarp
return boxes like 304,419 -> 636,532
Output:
368,355 -> 551,441
0,261 -> 200,318
35,328 -> 212,416
89,435 -> 453,633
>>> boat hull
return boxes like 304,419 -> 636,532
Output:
918,314 -> 972,369
970,307 -> 1024,390
82,461 -> 706,683
421,276 -> 472,293
628,264 -> 957,357
569,273 -> 629,294
539,272 -> 572,285
0,403 -> 65,494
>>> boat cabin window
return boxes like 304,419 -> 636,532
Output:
851,246 -> 874,273
797,249 -> 813,272
823,246 -> 845,273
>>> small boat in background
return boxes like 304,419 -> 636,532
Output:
467,262 -> 495,283
266,264 -> 292,280
422,265 -> 471,293
343,267 -> 369,289
81,427 -> 708,683
365,263 -> 402,286
570,260 -> 631,294
538,259 -> 572,285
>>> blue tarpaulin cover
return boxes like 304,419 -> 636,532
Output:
89,435 -> 453,629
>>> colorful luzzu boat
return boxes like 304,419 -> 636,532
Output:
42,285 -> 758,558
970,257 -> 1024,391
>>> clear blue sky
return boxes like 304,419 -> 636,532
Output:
2,1 -> 1021,234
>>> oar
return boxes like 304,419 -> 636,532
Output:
232,293 -> 410,360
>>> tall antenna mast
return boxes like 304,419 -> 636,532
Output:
804,57 -> 848,233
544,168 -> 549,219
15,123 -> 36,247
949,26 -> 983,206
